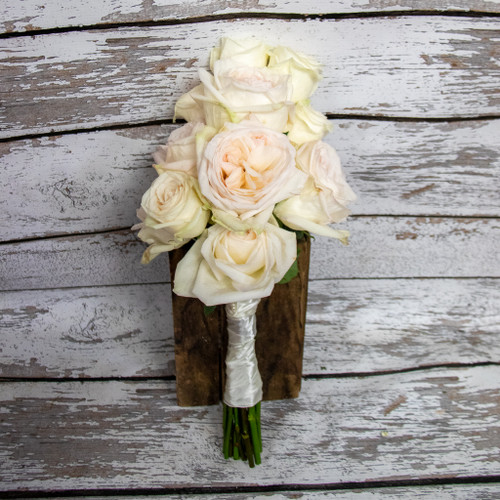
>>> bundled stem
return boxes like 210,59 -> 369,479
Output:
223,402 -> 262,467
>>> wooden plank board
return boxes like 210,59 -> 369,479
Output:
1,366 -> 499,490
3,0 -> 500,34
1,17 -> 499,139
28,484 -> 500,500
0,283 -> 174,379
1,278 -> 498,379
1,217 -> 499,291
0,126 -> 163,241
2,119 -> 499,242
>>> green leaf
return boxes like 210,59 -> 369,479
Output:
204,305 -> 216,316
294,230 -> 306,241
278,258 -> 299,284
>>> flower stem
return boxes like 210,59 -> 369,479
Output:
248,406 -> 261,465
233,408 -> 240,460
222,403 -> 262,467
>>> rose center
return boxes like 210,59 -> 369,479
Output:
220,137 -> 281,195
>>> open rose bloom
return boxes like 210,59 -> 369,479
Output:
133,37 -> 356,467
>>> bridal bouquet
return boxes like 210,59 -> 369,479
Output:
134,37 -> 356,467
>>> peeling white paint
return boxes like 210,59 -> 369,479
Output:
2,0 -> 500,34
1,17 -> 499,138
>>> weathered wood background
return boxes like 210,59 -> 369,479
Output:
1,0 -> 499,498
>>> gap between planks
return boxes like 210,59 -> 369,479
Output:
2,9 -> 500,40
2,277 -> 500,295
1,477 -> 500,499
2,115 -> 500,145
3,214 -> 500,246
1,361 -> 500,384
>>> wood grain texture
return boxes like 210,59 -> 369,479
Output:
168,243 -> 226,405
1,217 -> 498,291
1,17 -> 499,139
1,1 -> 499,495
170,237 -> 310,406
1,366 -> 499,490
1,278 -> 498,379
2,119 -> 499,241
25,484 -> 500,500
0,283 -> 175,379
3,0 -> 500,34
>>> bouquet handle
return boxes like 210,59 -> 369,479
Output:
223,299 -> 263,466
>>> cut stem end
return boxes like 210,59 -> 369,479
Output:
222,402 -> 262,467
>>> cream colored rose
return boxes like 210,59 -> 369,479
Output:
274,178 -> 350,243
287,101 -> 332,146
210,37 -> 270,70
152,122 -> 204,177
135,171 -> 210,262
297,140 -> 357,211
197,121 -> 307,228
268,46 -> 322,102
173,223 -> 297,305
174,84 -> 206,123
275,140 -> 356,242
274,141 -> 356,243
197,60 -> 292,132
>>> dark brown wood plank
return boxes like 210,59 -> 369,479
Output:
1,367 -> 499,490
255,235 -> 310,400
168,242 -> 225,406
1,18 -> 499,139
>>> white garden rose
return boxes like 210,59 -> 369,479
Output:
197,120 -> 307,229
197,60 -> 292,132
153,122 -> 205,177
135,171 -> 210,262
210,37 -> 270,70
274,178 -> 350,243
133,208 -> 186,264
296,140 -> 357,210
173,223 -> 297,305
274,140 -> 356,242
287,101 -> 332,146
174,84 -> 206,123
268,45 -> 322,102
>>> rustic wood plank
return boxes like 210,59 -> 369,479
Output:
0,126 -> 162,241
168,242 -> 225,405
0,283 -> 174,379
170,237 -> 310,406
1,278 -> 498,379
1,217 -> 498,291
1,367 -> 499,490
304,277 -> 500,374
1,17 -> 499,139
3,0 -> 500,34
2,119 -> 499,242
32,484 -> 500,500
339,119 -> 500,217
0,230 -> 170,291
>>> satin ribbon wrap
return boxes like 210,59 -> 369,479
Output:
223,299 -> 263,408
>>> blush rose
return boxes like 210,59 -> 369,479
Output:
197,121 -> 307,229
